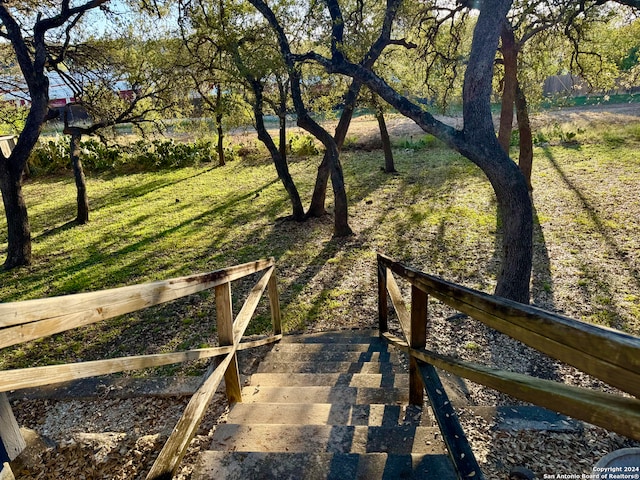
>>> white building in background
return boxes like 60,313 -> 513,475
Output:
1,71 -> 133,109
1,71 -> 76,107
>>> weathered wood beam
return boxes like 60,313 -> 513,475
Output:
0,258 -> 274,334
268,273 -> 281,336
385,270 -> 411,338
0,336 -> 281,393
215,282 -> 242,404
409,285 -> 427,406
378,254 -> 640,398
383,332 -> 640,440
0,393 -> 25,463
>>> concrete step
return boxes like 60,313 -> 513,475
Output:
271,342 -> 390,353
279,331 -> 383,345
249,372 -> 409,388
194,451 -> 457,480
261,350 -> 397,364
210,424 -> 446,455
256,361 -> 400,374
226,402 -> 432,427
240,386 -> 408,405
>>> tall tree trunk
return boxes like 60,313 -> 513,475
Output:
315,0 -> 531,300
250,80 -> 305,220
515,81 -> 534,191
462,0 -> 531,303
215,86 -> 225,167
306,154 -> 331,218
278,112 -> 287,162
375,105 -> 396,173
0,79 -> 49,269
307,79 -> 363,218
290,71 -> 351,235
69,131 -> 89,224
277,80 -> 288,162
0,162 -> 31,269
498,23 -> 518,154
297,111 -> 352,236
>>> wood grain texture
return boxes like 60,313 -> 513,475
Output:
0,258 -> 274,335
0,393 -> 25,462
409,286 -> 427,406
268,274 -> 281,336
383,332 -> 640,441
378,254 -> 640,398
146,266 -> 275,479
146,352 -> 234,480
377,261 -> 388,332
385,269 -> 411,338
0,336 -> 281,394
215,282 -> 242,404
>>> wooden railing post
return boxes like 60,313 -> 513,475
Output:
214,282 -> 242,404
0,392 -> 25,477
409,285 -> 428,406
268,273 -> 281,336
377,259 -> 388,333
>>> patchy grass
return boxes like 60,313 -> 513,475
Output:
1,111 -> 639,373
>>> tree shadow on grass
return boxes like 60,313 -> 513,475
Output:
28,166 -> 221,238
541,146 -> 639,331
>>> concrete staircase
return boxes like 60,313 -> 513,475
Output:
194,330 -> 457,479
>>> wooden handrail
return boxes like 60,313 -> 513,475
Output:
146,264 -> 277,479
0,336 -> 281,393
378,253 -> 640,398
378,254 -> 640,441
1,259 -> 283,479
0,258 -> 274,348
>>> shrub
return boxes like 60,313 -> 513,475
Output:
27,137 -> 217,176
28,136 -> 70,175
288,134 -> 319,156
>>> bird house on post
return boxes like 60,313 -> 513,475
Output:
0,136 -> 17,158
63,102 -> 90,131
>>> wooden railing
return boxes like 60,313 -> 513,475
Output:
0,258 -> 282,480
378,254 -> 640,446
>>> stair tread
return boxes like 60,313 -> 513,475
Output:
249,372 -> 409,388
194,451 -> 457,480
226,402 -> 433,427
271,343 -> 391,353
210,424 -> 447,455
279,337 -> 384,344
262,351 -> 398,363
240,385 -> 408,405
256,361 -> 401,374
279,331 -> 384,344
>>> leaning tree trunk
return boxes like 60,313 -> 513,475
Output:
0,80 -> 50,269
250,80 -> 305,221
375,106 -> 396,173
498,23 -> 518,154
0,161 -> 31,269
69,130 -> 89,224
462,0 -> 532,303
515,81 -> 534,191
307,79 -> 363,218
298,109 -> 352,236
277,80 -> 288,162
319,0 -> 531,301
290,70 -> 352,235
